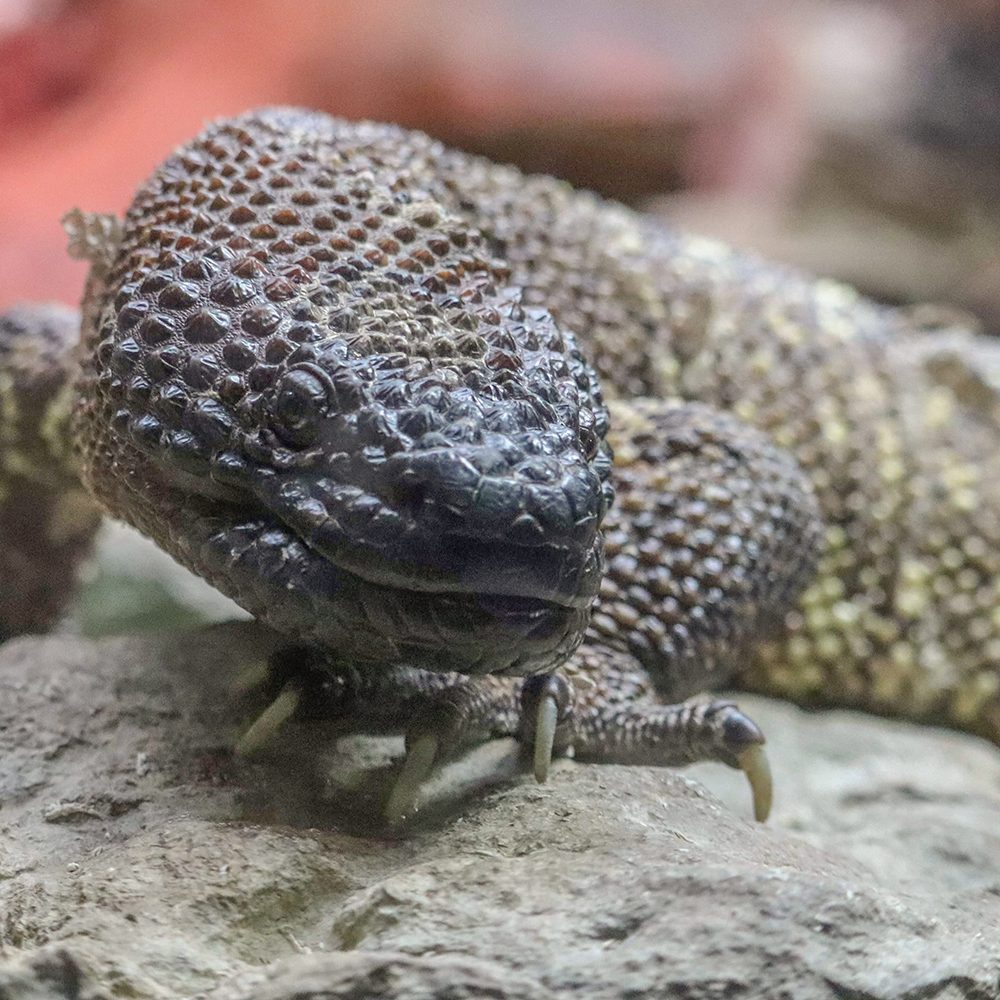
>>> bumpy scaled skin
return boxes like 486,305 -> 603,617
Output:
0,306 -> 101,638
3,108 -> 998,819
323,113 -> 999,736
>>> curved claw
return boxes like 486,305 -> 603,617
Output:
229,658 -> 272,697
533,694 -> 559,784
737,744 -> 773,823
384,734 -> 439,826
235,684 -> 301,757
519,673 -> 573,783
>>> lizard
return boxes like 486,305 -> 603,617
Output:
1,107 -> 998,824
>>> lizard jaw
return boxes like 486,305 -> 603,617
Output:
134,451 -> 596,676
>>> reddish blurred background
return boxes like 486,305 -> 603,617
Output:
2,0 -> 999,325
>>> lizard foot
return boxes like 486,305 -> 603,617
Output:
232,644 -> 522,823
232,644 -> 771,823
383,678 -> 521,824
573,698 -> 773,821
385,669 -> 577,822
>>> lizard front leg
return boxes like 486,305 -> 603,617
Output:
593,398 -> 824,701
235,640 -> 772,822
533,398 -> 821,822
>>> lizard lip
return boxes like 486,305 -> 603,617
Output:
254,477 -> 605,609
260,508 -> 593,674
170,465 -> 603,611
293,522 -> 604,611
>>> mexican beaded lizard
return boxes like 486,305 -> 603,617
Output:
2,108 -> 998,822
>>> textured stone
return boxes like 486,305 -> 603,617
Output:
0,949 -> 105,1000
1,624 -> 1000,999
208,952 -> 556,1000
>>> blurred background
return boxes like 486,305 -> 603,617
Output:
4,0 -> 1000,325
2,0 -> 999,632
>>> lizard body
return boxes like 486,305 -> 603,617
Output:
2,109 -> 998,819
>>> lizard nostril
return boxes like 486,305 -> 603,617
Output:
271,367 -> 330,448
389,478 -> 430,520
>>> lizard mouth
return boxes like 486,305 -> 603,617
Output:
266,502 -> 601,674
249,465 -> 606,611
285,521 -> 604,611
157,467 -> 598,674
255,509 -> 594,675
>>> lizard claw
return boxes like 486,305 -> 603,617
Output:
719,709 -> 772,822
518,673 -> 574,783
384,733 -> 438,825
229,658 -> 272,697
737,744 -> 773,823
234,683 -> 301,757
533,693 -> 559,783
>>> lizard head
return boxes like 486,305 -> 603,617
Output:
222,264 -> 615,675
76,110 -> 613,675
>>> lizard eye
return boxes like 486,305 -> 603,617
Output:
272,367 -> 329,447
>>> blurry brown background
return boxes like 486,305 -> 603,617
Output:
2,0 -> 1000,327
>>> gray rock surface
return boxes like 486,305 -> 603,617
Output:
1,623 -> 1000,1000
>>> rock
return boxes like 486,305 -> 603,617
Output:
1,623 -> 1000,1000
207,952 -> 557,1000
0,949 -> 106,1000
